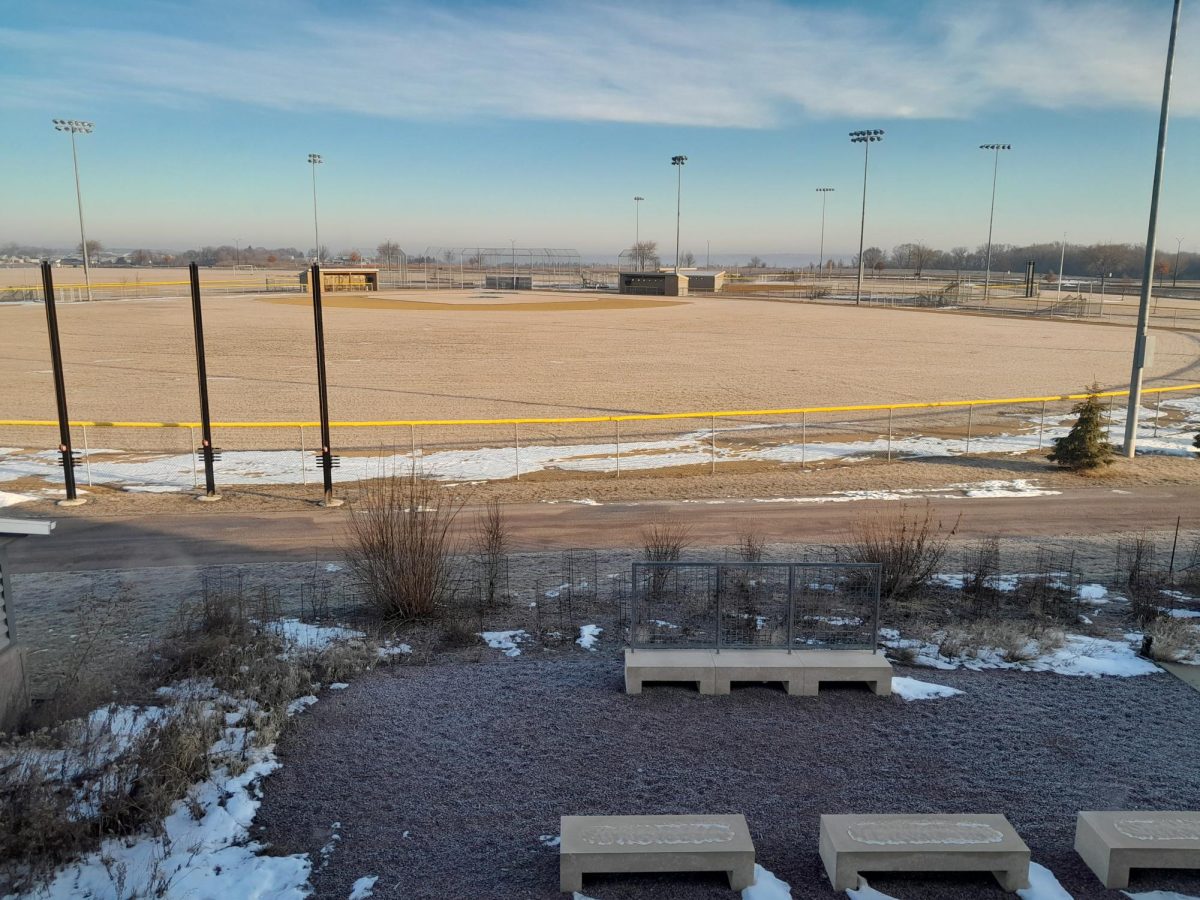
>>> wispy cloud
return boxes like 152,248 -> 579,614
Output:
1,1 -> 1195,125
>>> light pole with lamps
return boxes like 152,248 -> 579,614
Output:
979,143 -> 1012,305
308,153 -> 323,264
815,187 -> 834,276
1174,237 -> 1183,287
849,130 -> 883,306
1058,233 -> 1067,299
52,119 -> 95,302
671,155 -> 687,273
633,196 -> 644,270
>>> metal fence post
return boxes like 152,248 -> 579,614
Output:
299,426 -> 307,486
514,423 -> 520,481
786,565 -> 795,654
190,427 -> 199,488
1038,400 -> 1047,449
886,408 -> 893,461
801,411 -> 806,469
81,424 -> 93,487
710,415 -> 716,474
965,406 -> 974,455
870,564 -> 882,654
714,566 -> 722,653
1108,394 -> 1116,443
1154,392 -> 1162,437
615,420 -> 621,478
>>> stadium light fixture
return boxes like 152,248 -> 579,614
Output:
848,130 -> 884,305
308,153 -> 323,263
1125,0 -> 1181,458
978,143 -> 1012,306
634,196 -> 645,271
671,155 -> 687,273
53,119 -> 95,302
815,187 -> 835,275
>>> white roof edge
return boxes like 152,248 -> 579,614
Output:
0,518 -> 56,537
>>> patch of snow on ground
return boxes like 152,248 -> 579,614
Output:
348,875 -> 379,899
324,562 -> 343,572
1078,583 -> 1109,603
1165,608 -> 1200,619
1017,862 -> 1072,899
480,629 -> 528,657
266,619 -> 365,653
19,706 -> 312,899
891,677 -> 966,702
846,877 -> 900,899
329,682 -> 350,690
287,695 -> 319,716
377,642 -> 413,657
577,624 -> 602,651
539,834 -> 561,848
742,863 -> 792,899
885,631 -> 1161,678
0,489 -> 36,507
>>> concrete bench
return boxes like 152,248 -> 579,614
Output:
624,649 -> 716,694
625,648 -> 892,696
819,813 -> 1031,892
560,814 -> 755,893
1075,810 -> 1200,889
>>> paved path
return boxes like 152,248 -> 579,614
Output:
7,483 -> 1197,573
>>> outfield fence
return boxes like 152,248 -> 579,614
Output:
1,384 -> 1198,493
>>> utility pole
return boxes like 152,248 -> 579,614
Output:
979,143 -> 1012,306
53,119 -> 95,302
815,187 -> 835,276
671,155 -> 687,273
1125,0 -> 1181,458
308,153 -> 323,264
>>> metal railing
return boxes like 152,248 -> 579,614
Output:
630,561 -> 882,652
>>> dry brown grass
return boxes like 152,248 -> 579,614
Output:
1144,616 -> 1200,663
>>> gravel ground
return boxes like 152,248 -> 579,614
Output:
257,655 -> 1200,899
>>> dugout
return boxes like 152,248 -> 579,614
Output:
685,270 -> 726,292
618,271 -> 688,296
300,267 -> 379,292
484,275 -> 533,290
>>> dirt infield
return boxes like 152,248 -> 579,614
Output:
3,288 -> 1198,432
265,293 -> 687,312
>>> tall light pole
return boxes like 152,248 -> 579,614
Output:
1174,236 -> 1183,287
53,119 -> 95,302
849,130 -> 883,306
1126,0 -> 1181,458
308,153 -> 323,263
1058,233 -> 1067,299
234,238 -> 240,269
979,143 -> 1012,305
815,187 -> 834,276
671,155 -> 687,273
633,196 -> 644,271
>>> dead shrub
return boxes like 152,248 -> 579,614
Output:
343,475 -> 465,620
846,502 -> 958,603
472,499 -> 510,608
734,520 -> 767,563
963,537 -> 1001,618
641,516 -> 693,599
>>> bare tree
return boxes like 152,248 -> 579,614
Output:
631,240 -> 658,271
76,240 -> 103,258
680,251 -> 696,267
376,241 -> 402,268
748,255 -> 767,268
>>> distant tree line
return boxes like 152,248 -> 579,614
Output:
851,241 -> 1199,282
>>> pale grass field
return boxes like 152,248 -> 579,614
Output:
2,287 -> 1197,438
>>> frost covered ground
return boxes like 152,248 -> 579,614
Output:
257,654 -> 1200,899
0,396 -> 1195,493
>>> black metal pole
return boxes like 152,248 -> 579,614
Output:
40,262 -> 80,504
189,263 -> 218,498
311,264 -> 335,504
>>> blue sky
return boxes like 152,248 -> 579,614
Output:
2,0 -> 1197,261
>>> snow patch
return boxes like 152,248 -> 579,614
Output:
742,863 -> 792,899
480,629 -> 528,657
0,489 -> 36,507
885,631 -> 1161,678
348,875 -> 379,899
577,624 -> 602,651
1017,862 -> 1073,899
266,619 -> 365,654
891,677 -> 966,702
